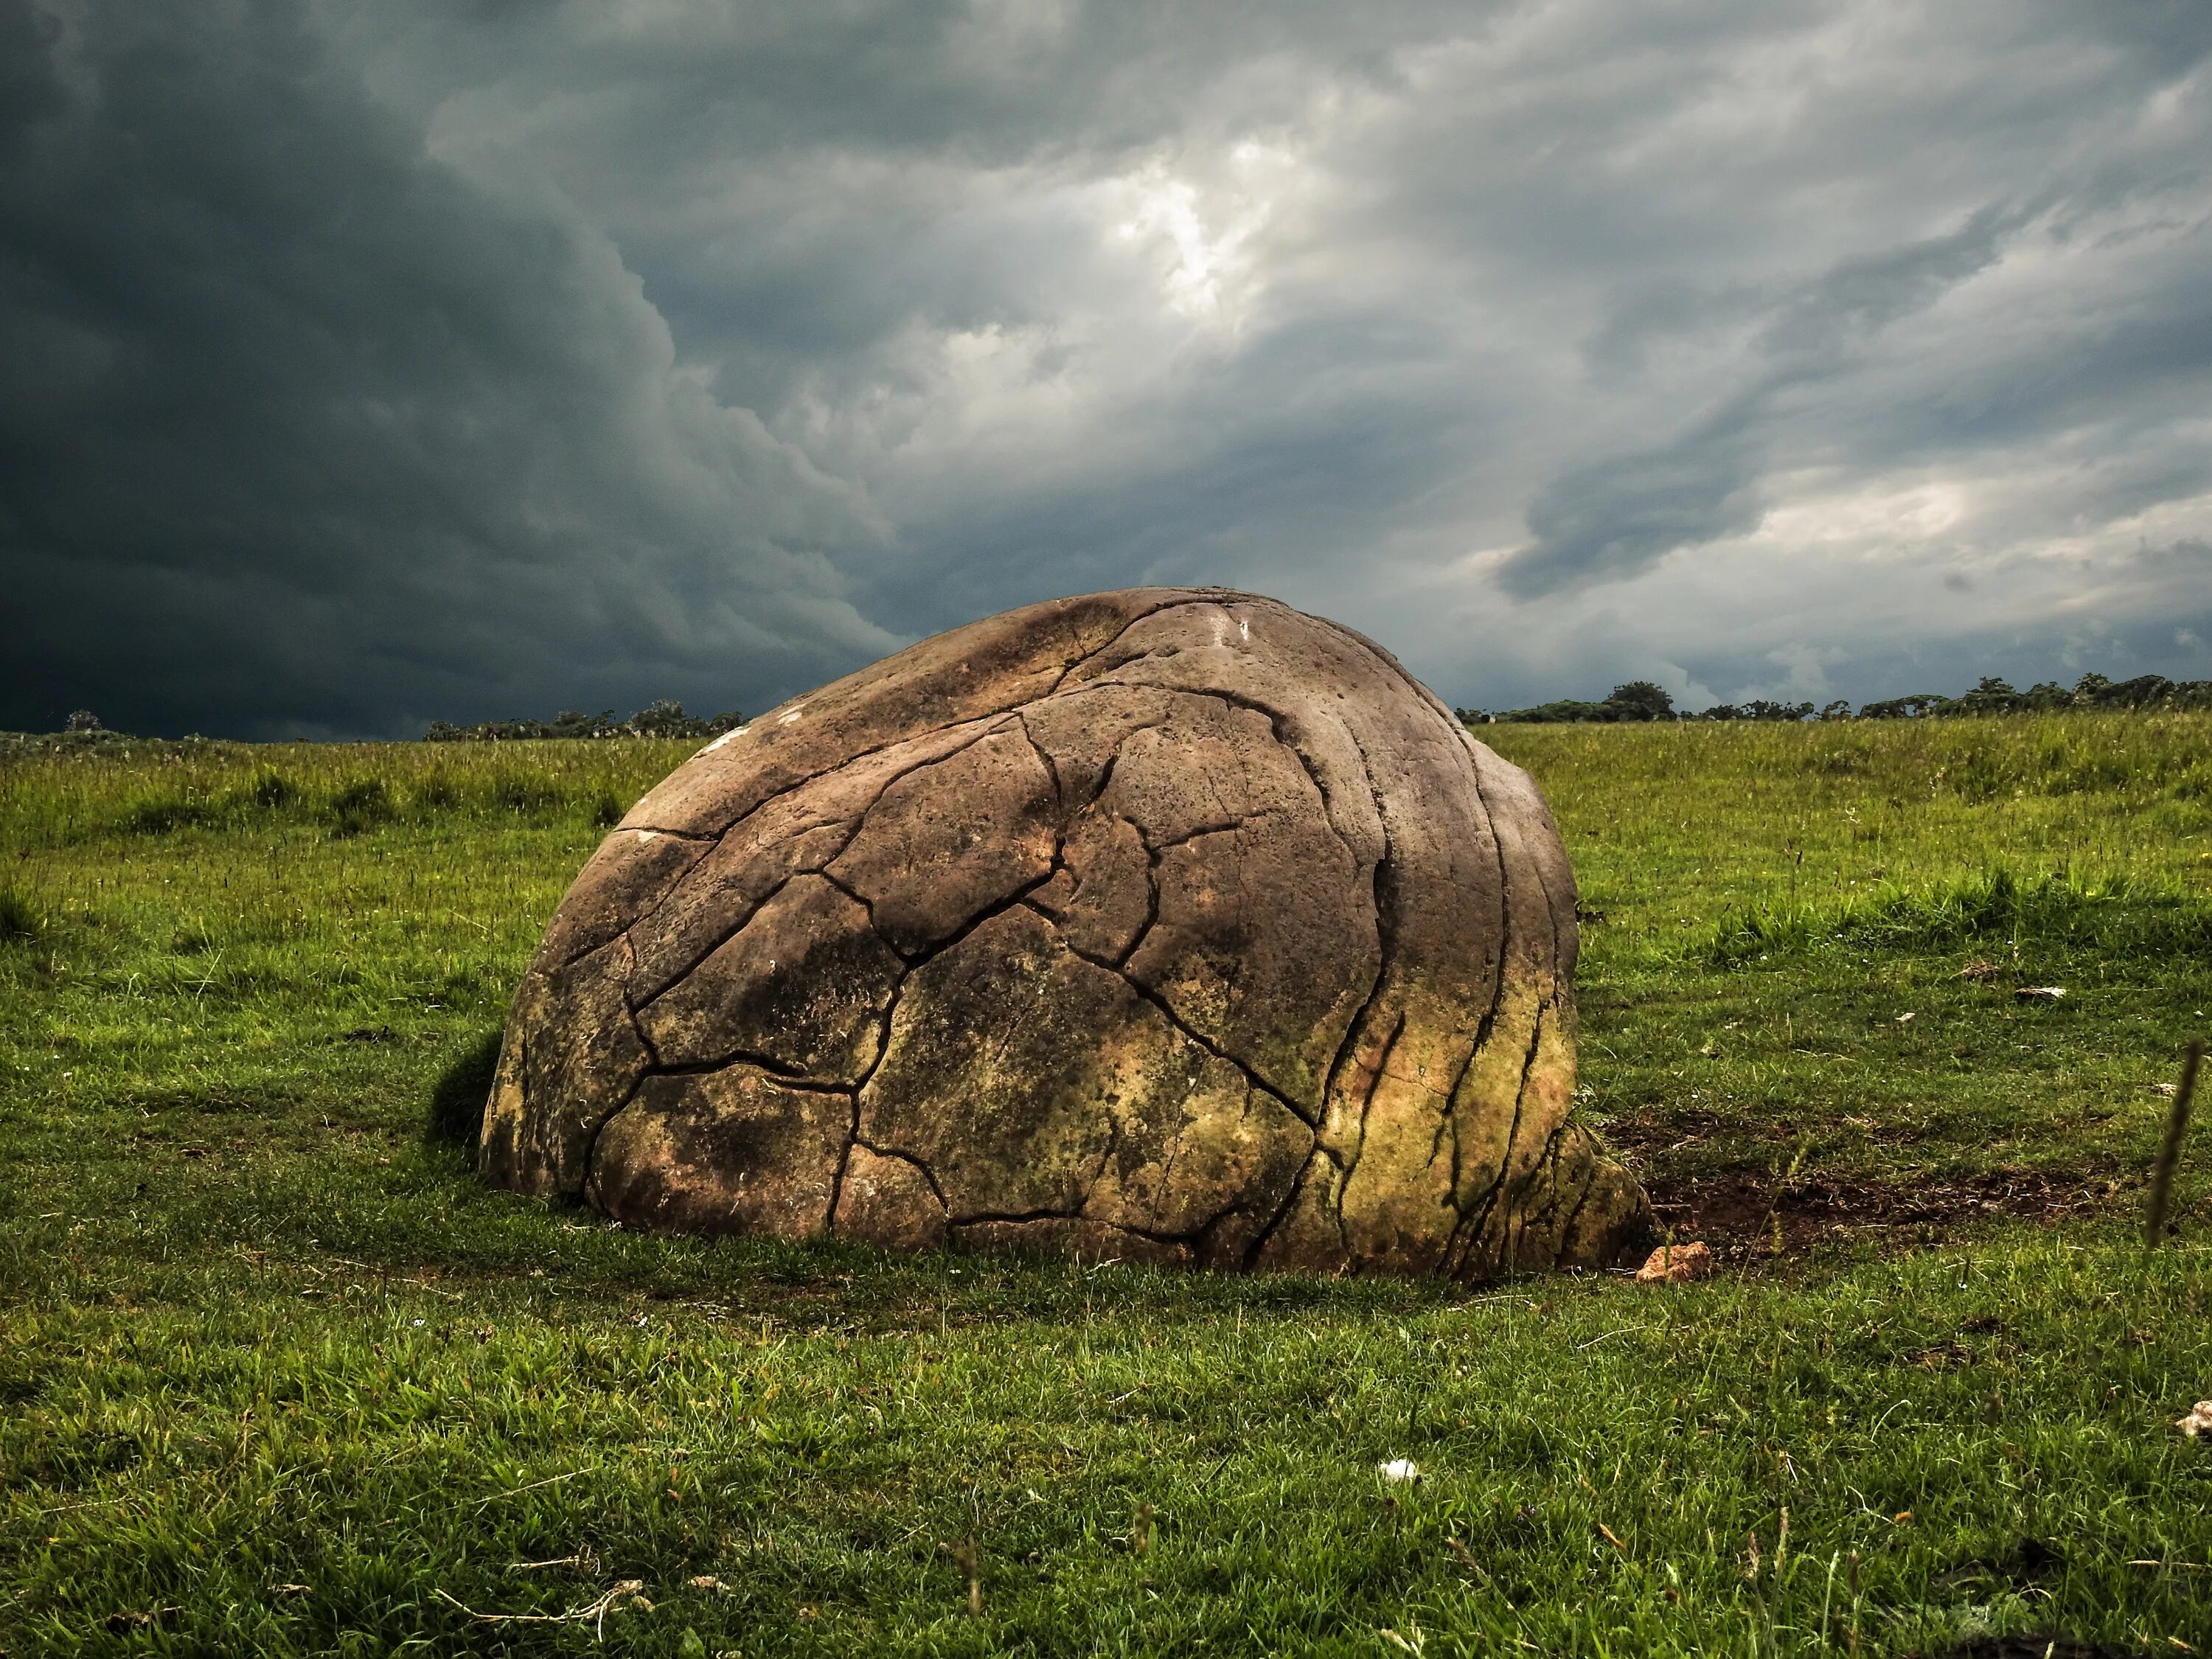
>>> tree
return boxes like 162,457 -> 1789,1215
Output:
1605,681 -> 1674,721
628,699 -> 695,737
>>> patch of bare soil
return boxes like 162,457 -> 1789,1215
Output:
1914,1638 -> 2142,1659
1641,1166 -> 2130,1262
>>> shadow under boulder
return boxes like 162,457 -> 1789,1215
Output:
426,1029 -> 502,1151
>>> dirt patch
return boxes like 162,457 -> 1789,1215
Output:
1913,1638 -> 2140,1659
1641,1166 -> 2129,1262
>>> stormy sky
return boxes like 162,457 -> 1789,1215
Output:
6,1 -> 2211,737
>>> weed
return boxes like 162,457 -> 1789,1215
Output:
1700,866 -> 2212,967
248,768 -> 296,810
0,883 -> 41,945
492,775 -> 560,817
122,793 -> 211,835
326,777 -> 396,838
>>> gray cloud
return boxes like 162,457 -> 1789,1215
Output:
1495,204 -> 2027,596
6,0 -> 2212,734
1498,414 -> 1770,598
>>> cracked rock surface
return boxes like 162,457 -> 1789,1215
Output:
479,588 -> 1653,1277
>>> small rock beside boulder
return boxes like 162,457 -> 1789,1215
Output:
1635,1241 -> 1714,1283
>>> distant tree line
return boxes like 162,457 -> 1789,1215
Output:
1458,671 -> 2212,726
422,699 -> 744,742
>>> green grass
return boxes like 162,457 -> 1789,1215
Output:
3,717 -> 2210,1655
1478,717 -> 2212,1247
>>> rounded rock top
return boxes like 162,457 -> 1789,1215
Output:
479,588 -> 1651,1277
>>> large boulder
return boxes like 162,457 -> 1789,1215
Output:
479,589 -> 1651,1276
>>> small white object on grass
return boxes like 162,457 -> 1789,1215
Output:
2178,1401 -> 2212,1438
1378,1458 -> 1422,1484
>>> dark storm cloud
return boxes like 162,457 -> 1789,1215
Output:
1,1 -> 891,737
6,0 -> 2212,734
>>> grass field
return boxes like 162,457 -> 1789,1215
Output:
2,715 -> 2209,1656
